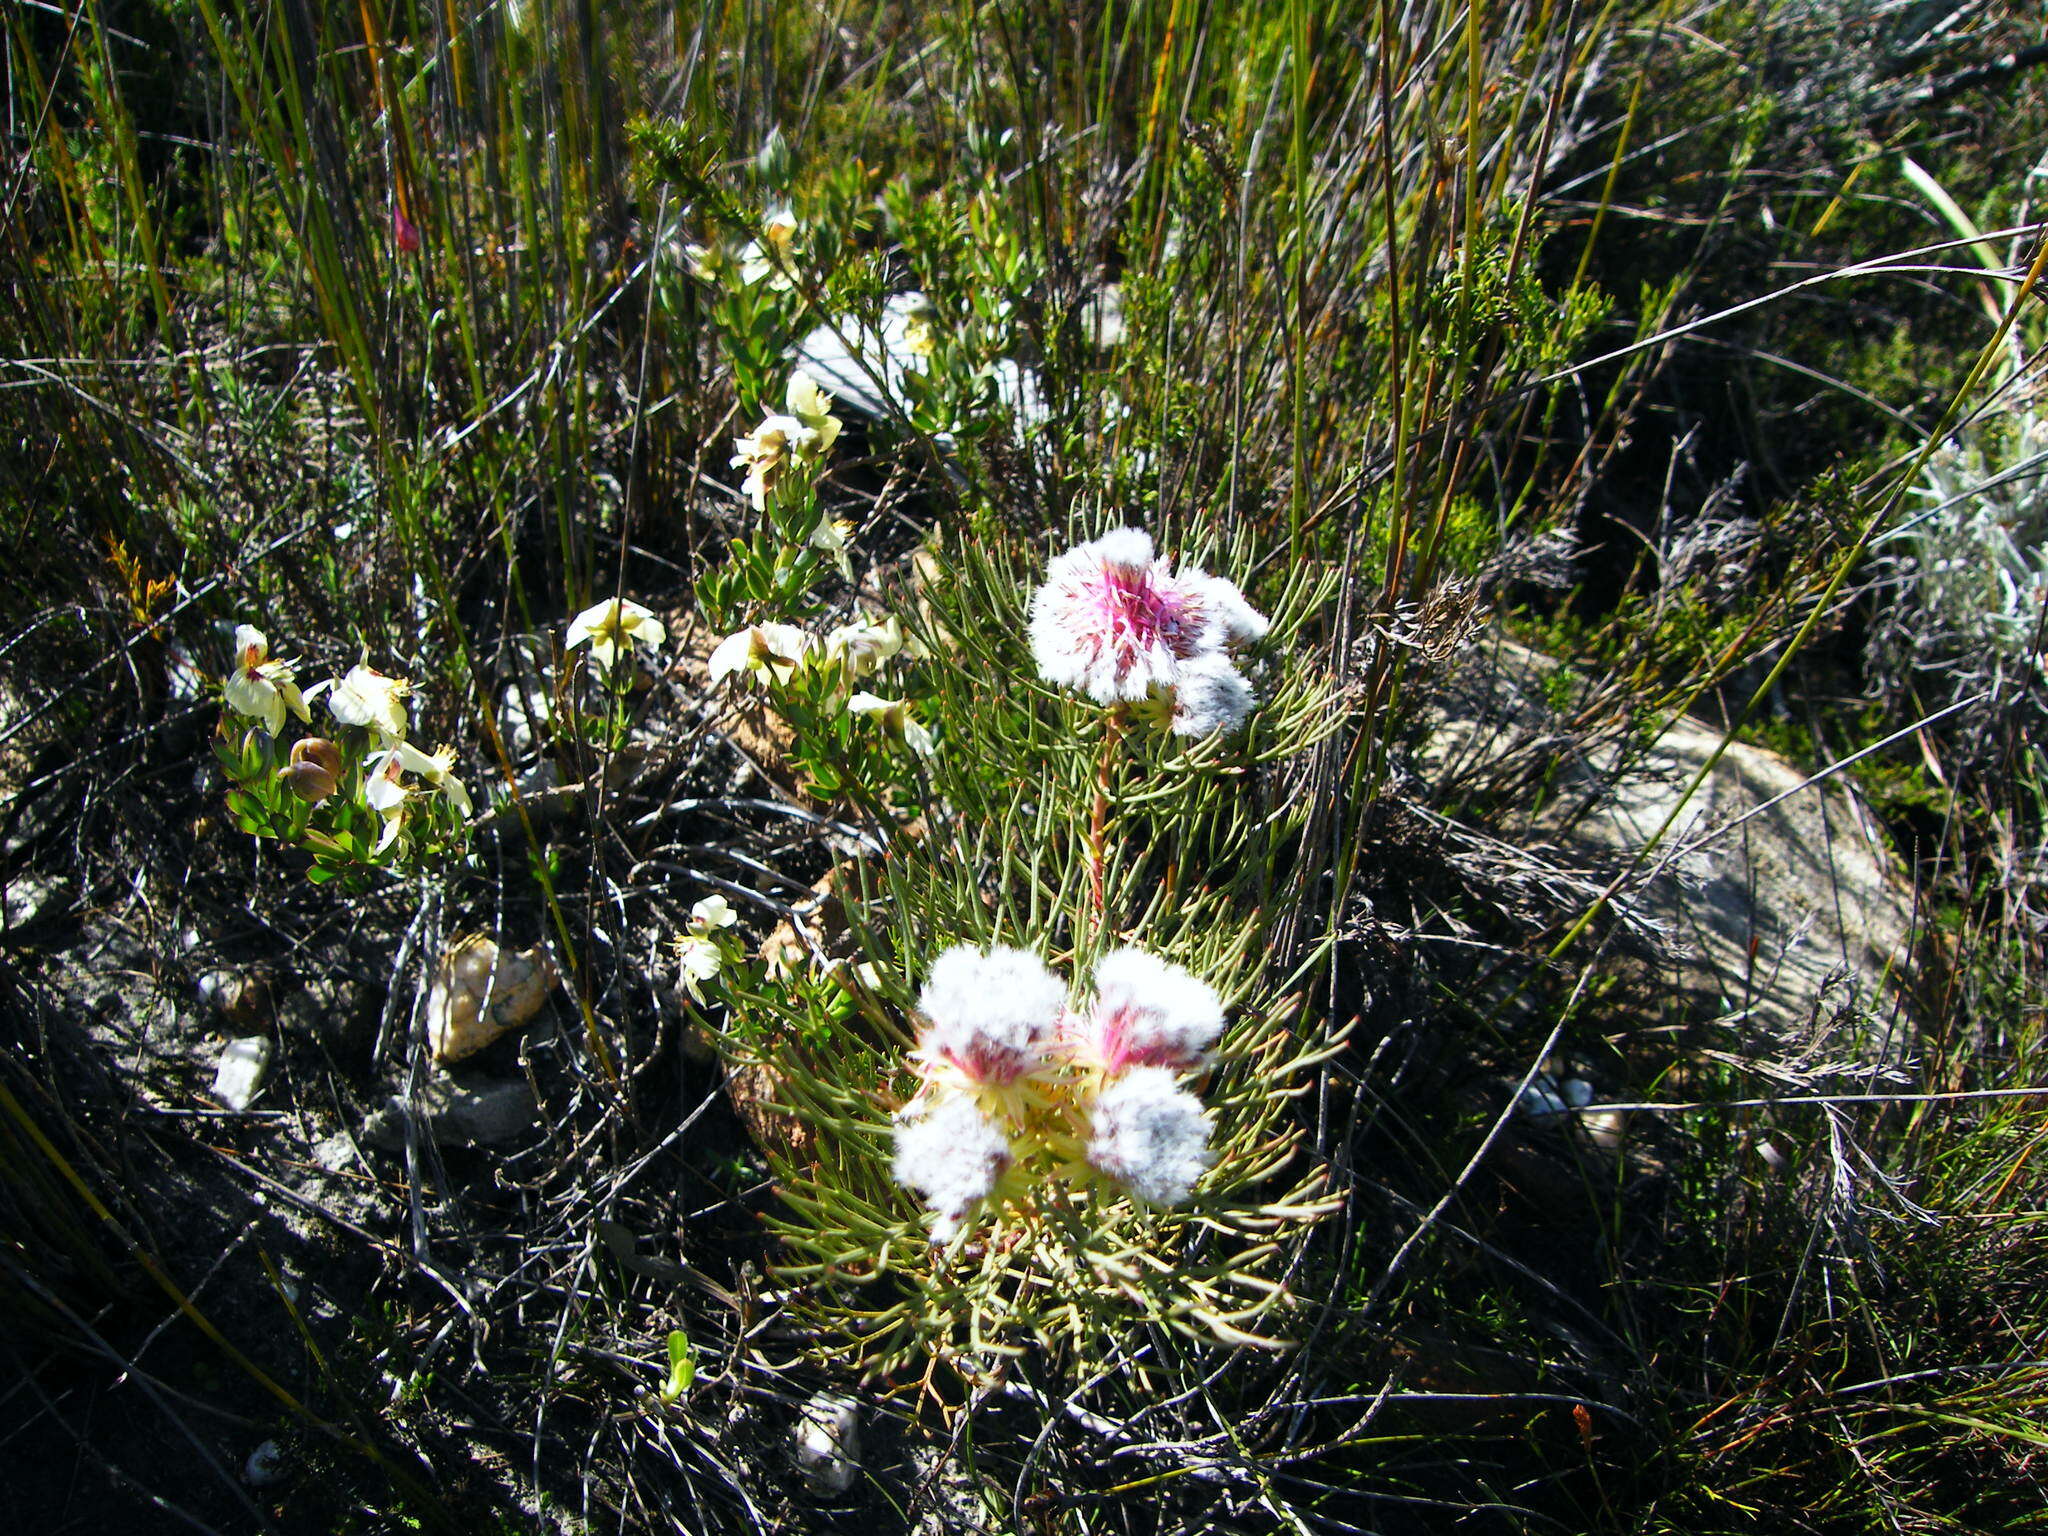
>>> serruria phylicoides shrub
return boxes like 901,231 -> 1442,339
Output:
690,506 -> 1347,1377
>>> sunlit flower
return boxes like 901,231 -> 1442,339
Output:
566,597 -> 667,672
676,936 -> 724,1003
901,302 -> 938,359
276,737 -> 342,804
892,1092 -> 1013,1244
785,370 -> 842,451
405,741 -> 474,818
809,515 -> 854,580
1068,948 -> 1225,1075
732,372 -> 842,510
1028,528 -> 1268,718
706,622 -> 816,688
915,945 -> 1065,1089
737,205 -> 799,289
824,615 -> 906,676
365,741 -> 473,837
363,749 -> 411,853
1085,1067 -> 1215,1206
681,241 -> 722,281
690,894 -> 739,933
846,691 -> 935,757
314,663 -> 410,746
223,625 -> 311,738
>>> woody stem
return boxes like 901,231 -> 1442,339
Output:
1088,705 -> 1125,916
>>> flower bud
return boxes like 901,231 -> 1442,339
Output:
290,737 -> 344,777
276,753 -> 335,811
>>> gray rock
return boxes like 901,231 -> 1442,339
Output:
792,1391 -> 861,1497
211,1036 -> 273,1111
361,1077 -> 538,1151
1425,634 -> 1915,1045
2,872 -> 65,930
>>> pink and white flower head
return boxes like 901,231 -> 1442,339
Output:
892,1092 -> 1013,1243
1085,1067 -> 1215,1207
915,944 -> 1065,1088
1071,948 -> 1226,1075
1028,527 -> 1268,731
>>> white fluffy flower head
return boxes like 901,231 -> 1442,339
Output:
892,1092 -> 1012,1243
1085,1067 -> 1215,1207
1162,652 -> 1254,738
1071,948 -> 1225,1074
916,944 -> 1065,1087
1028,528 -> 1267,730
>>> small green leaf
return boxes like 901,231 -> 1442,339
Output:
659,1329 -> 695,1403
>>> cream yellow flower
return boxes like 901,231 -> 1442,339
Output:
731,372 -> 842,511
706,623 -> 815,688
808,515 -> 854,580
363,741 -> 472,851
847,691 -> 935,756
566,597 -> 667,672
901,307 -> 938,359
784,370 -> 842,453
223,625 -> 311,738
689,894 -> 739,933
314,664 -> 410,746
823,615 -> 905,676
363,749 -> 411,853
736,206 -> 799,289
676,936 -> 724,1003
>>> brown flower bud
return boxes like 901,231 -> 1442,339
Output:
290,737 -> 344,777
277,759 -> 338,804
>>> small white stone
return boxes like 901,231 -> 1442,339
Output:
244,1438 -> 287,1487
792,1392 -> 860,1497
212,1036 -> 273,1111
1561,1077 -> 1595,1109
1516,1074 -> 1570,1121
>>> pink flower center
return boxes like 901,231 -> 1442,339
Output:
1078,559 -> 1205,686
1088,1002 -> 1188,1073
941,1038 -> 1030,1085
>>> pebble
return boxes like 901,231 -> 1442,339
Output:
425,935 -> 556,1065
212,1036 -> 273,1111
243,1439 -> 287,1487
792,1391 -> 861,1497
197,969 -> 271,1029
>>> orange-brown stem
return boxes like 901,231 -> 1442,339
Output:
1088,706 -> 1125,916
